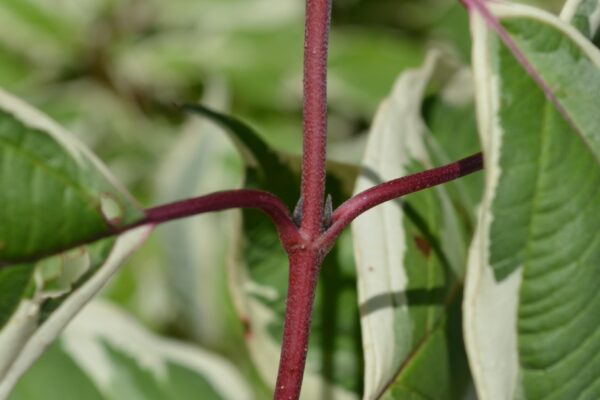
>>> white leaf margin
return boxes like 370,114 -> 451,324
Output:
352,54 -> 436,400
58,300 -> 252,400
0,225 -> 153,399
464,2 -> 600,399
351,51 -> 466,400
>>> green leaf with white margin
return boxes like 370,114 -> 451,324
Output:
0,88 -> 144,265
0,88 -> 151,396
9,300 -> 252,400
465,2 -> 600,398
0,226 -> 151,399
156,78 -> 246,352
352,51 -> 472,400
185,105 -> 363,399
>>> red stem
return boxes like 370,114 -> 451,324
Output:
134,156 -> 481,400
274,249 -> 323,400
272,1 -> 332,398
300,0 -> 332,239
271,153 -> 482,400
319,153 -> 483,249
136,189 -> 301,250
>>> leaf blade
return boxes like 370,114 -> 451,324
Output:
9,301 -> 253,400
0,89 -> 144,265
466,3 -> 600,398
0,226 -> 152,398
352,52 -> 473,400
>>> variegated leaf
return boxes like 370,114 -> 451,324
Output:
9,301 -> 252,400
353,51 -> 475,400
465,2 -> 600,398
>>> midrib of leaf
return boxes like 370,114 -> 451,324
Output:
0,140 -> 105,262
520,102 -> 554,279
507,17 -> 600,170
485,10 -> 600,280
0,95 -> 146,265
515,103 -> 600,346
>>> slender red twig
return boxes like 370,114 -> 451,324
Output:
1,190 -> 299,268
300,0 -> 332,239
273,1 -> 332,399
319,153 -> 484,249
135,189 -> 301,250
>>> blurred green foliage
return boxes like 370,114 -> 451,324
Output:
0,0 -> 559,194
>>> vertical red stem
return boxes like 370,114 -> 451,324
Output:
275,249 -> 323,400
274,2 -> 332,397
300,0 -> 332,239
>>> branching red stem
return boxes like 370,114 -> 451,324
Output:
319,153 -> 484,249
300,0 -> 332,239
1,154 -> 483,274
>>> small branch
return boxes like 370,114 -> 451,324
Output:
133,189 -> 301,249
300,0 -> 332,239
319,153 -> 484,248
2,190 -> 300,268
274,249 -> 323,400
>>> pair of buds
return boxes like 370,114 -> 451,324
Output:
292,195 -> 333,231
